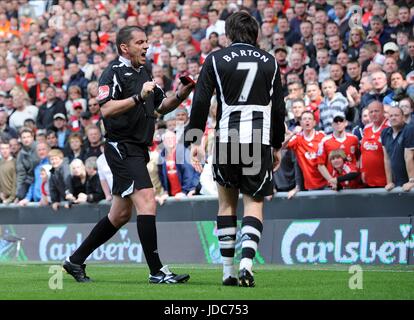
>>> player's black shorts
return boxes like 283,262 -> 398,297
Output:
104,141 -> 153,197
212,142 -> 274,198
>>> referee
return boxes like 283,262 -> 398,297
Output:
63,26 -> 194,284
189,12 -> 285,287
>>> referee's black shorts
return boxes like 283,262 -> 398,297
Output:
212,142 -> 274,199
104,141 -> 153,197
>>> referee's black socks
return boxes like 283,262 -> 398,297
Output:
217,215 -> 237,279
239,216 -> 263,273
70,215 -> 119,265
136,214 -> 163,275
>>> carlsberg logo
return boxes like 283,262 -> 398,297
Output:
39,226 -> 143,262
281,221 -> 414,265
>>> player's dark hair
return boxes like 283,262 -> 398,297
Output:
116,26 -> 145,55
225,11 -> 259,46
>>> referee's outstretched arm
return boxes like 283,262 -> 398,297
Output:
100,81 -> 194,118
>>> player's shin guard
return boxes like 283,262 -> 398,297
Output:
217,215 -> 237,280
239,216 -> 263,273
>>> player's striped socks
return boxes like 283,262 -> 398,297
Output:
217,215 -> 237,280
239,216 -> 263,274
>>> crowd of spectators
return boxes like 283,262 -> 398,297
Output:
0,0 -> 414,209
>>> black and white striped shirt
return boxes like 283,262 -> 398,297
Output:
189,43 -> 285,148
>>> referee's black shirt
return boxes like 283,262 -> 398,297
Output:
97,55 -> 165,146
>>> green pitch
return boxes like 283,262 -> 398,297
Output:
0,263 -> 413,300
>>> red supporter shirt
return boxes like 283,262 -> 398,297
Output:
360,120 -> 389,187
166,151 -> 182,196
317,133 -> 359,173
331,162 -> 362,189
307,98 -> 321,124
287,130 -> 327,190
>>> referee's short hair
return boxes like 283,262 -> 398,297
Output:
225,11 -> 259,46
116,26 -> 146,55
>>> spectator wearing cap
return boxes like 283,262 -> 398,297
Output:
83,124 -> 102,159
52,113 -> 70,151
317,112 -> 360,187
15,127 -> 39,201
8,85 -> 38,131
319,79 -> 350,134
37,85 -> 67,130
382,106 -> 414,192
382,42 -> 400,65
399,38 -> 414,74
69,101 -> 85,132
0,109 -> 17,139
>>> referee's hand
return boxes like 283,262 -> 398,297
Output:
141,81 -> 156,99
272,148 -> 282,172
191,144 -> 205,173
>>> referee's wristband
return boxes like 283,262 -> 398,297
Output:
175,91 -> 185,102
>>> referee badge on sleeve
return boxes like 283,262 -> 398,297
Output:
98,85 -> 110,101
